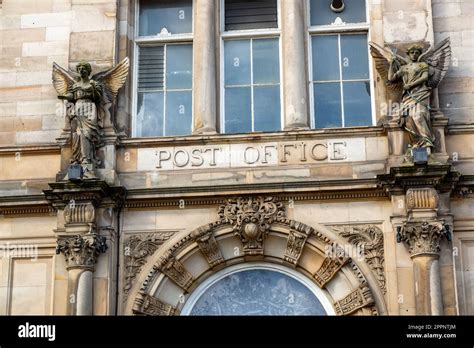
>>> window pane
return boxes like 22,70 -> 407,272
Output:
225,87 -> 252,133
225,40 -> 251,86
253,38 -> 280,84
138,46 -> 164,92
341,35 -> 369,80
343,81 -> 372,127
225,0 -> 278,31
165,91 -> 192,136
314,82 -> 342,128
254,86 -> 281,132
166,44 -> 193,90
137,92 -> 164,137
139,0 -> 192,36
310,0 -> 366,26
312,35 -> 339,81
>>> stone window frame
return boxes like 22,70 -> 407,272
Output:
307,0 -> 376,129
132,0 -> 195,138
219,0 -> 284,134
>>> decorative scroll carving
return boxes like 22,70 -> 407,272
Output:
56,233 -> 107,270
191,226 -> 225,268
64,201 -> 95,224
284,229 -> 311,265
334,285 -> 375,315
398,219 -> 448,256
313,245 -> 350,288
330,224 -> 386,294
406,188 -> 439,210
159,257 -> 194,292
133,292 -> 177,316
218,196 -> 285,255
123,232 -> 174,301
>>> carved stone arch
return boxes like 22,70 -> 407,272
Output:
125,197 -> 387,316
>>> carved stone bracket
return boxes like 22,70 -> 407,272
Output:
313,245 -> 350,288
123,232 -> 175,301
334,284 -> 375,316
284,229 -> 311,265
218,196 -> 285,255
406,187 -> 439,210
330,224 -> 386,294
158,256 -> 194,292
191,225 -> 225,268
132,292 -> 178,316
56,233 -> 107,270
398,219 -> 448,257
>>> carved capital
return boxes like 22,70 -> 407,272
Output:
398,219 -> 448,257
133,292 -> 177,316
334,285 -> 375,316
56,233 -> 107,270
218,196 -> 285,255
406,188 -> 439,210
64,201 -> 95,224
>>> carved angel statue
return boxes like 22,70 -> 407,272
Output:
369,38 -> 451,153
52,58 -> 129,175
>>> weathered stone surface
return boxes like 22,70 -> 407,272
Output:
69,31 -> 114,61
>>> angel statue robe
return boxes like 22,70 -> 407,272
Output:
69,81 -> 103,165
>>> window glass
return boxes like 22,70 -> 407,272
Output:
310,0 -> 366,26
340,35 -> 369,80
253,38 -> 280,84
224,40 -> 251,86
137,92 -> 164,137
343,81 -> 371,127
166,44 -> 193,89
254,86 -> 281,132
139,0 -> 192,36
165,91 -> 192,135
313,82 -> 341,128
225,87 -> 252,134
312,35 -> 339,81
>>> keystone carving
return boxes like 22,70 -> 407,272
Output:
398,219 -> 448,257
158,256 -> 194,292
334,284 -> 375,316
218,196 -> 285,255
313,245 -> 350,288
56,233 -> 107,270
284,229 -> 311,266
191,226 -> 225,268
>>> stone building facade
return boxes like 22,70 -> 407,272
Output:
0,0 -> 473,316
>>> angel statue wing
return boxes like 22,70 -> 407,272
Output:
418,37 -> 451,89
52,62 -> 79,96
369,42 -> 408,102
91,57 -> 130,128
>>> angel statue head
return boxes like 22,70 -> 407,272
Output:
76,62 -> 92,78
370,38 -> 451,161
406,44 -> 424,62
52,58 -> 129,179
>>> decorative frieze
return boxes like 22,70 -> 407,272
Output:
123,232 -> 175,300
406,188 -> 439,210
334,285 -> 375,316
330,224 -> 386,294
398,219 -> 449,257
218,196 -> 285,255
56,233 -> 107,270
191,226 -> 225,268
133,292 -> 177,316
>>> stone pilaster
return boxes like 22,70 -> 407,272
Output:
281,0 -> 309,129
192,0 -> 217,134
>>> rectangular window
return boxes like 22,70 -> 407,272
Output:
222,0 -> 281,134
135,0 -> 193,137
225,0 -> 278,31
309,0 -> 372,129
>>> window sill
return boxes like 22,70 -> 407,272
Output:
121,126 -> 384,148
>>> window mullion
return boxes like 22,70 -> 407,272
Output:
163,44 -> 167,136
250,38 -> 255,132
337,34 -> 345,128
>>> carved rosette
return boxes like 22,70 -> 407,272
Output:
191,226 -> 225,268
330,224 -> 386,294
406,188 -> 439,210
158,255 -> 194,292
313,246 -> 350,288
334,284 -> 375,316
64,201 -> 95,224
133,292 -> 178,316
218,196 -> 285,255
123,232 -> 174,301
399,219 -> 448,257
56,233 -> 107,270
